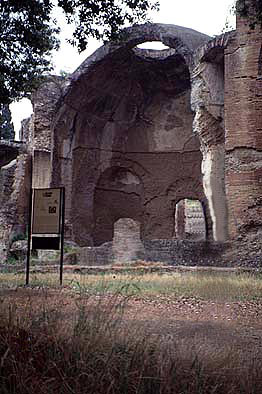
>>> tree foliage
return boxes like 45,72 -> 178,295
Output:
59,0 -> 159,51
0,0 -> 159,106
236,0 -> 262,28
0,0 -> 59,105
0,105 -> 15,140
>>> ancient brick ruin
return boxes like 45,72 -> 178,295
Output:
1,6 -> 262,266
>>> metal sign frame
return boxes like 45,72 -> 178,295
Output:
26,187 -> 65,286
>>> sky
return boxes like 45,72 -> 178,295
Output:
10,0 -> 235,136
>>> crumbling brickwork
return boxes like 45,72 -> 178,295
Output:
113,218 -> 145,263
51,24 -> 212,246
225,4 -> 262,242
1,15 -> 262,266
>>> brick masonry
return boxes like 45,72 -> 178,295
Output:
225,3 -> 262,241
113,218 -> 145,263
2,14 -> 262,266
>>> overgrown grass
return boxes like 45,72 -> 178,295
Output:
0,285 -> 262,393
1,271 -> 262,301
1,271 -> 262,393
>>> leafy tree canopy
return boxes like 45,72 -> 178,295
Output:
0,0 -> 159,105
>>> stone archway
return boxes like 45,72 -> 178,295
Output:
51,23 -> 211,246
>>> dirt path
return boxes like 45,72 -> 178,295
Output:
1,287 -> 262,358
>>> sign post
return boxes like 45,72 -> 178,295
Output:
59,188 -> 65,286
26,187 -> 65,285
26,188 -> 33,286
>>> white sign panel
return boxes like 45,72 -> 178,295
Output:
32,188 -> 61,234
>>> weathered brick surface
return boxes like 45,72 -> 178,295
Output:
3,19 -> 262,266
52,25 -> 211,246
192,46 -> 227,242
225,7 -> 262,240
32,76 -> 64,151
113,218 -> 145,263
0,160 -> 16,261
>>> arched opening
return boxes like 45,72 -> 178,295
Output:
136,42 -> 169,50
51,24 -> 210,246
174,199 -> 206,241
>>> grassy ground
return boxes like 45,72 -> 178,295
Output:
2,270 -> 262,301
1,270 -> 262,393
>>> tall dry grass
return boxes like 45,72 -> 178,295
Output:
1,277 -> 262,393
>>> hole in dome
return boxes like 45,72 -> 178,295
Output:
136,42 -> 170,50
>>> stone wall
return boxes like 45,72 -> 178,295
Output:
144,239 -> 228,266
76,242 -> 113,266
0,76 -> 65,262
0,160 -> 16,261
225,6 -> 262,243
4,20 -> 262,267
192,35 -> 228,242
72,239 -> 228,267
0,118 -> 32,261
31,76 -> 64,189
112,218 -> 145,263
0,152 -> 32,262
51,27 -> 212,246
0,141 -> 22,168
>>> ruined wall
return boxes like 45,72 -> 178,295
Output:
0,24 -> 217,261
0,77 -> 64,262
192,35 -> 229,242
0,118 -> 33,261
94,168 -> 143,245
52,27 -> 212,247
0,160 -> 16,261
0,152 -> 32,261
74,80 -> 205,246
5,19 -> 262,266
69,239 -> 228,266
0,141 -> 20,168
32,76 -> 64,188
113,218 -> 145,262
225,7 -> 262,246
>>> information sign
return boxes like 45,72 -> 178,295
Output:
26,187 -> 65,286
32,188 -> 61,234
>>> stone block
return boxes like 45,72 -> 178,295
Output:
113,218 -> 145,263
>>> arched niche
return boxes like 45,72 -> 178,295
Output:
51,24 -> 211,246
93,167 -> 144,246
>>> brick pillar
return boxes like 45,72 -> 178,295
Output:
225,1 -> 262,238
